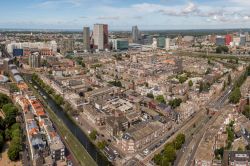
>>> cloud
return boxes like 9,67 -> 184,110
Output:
36,0 -> 83,8
132,16 -> 143,20
79,16 -> 88,19
97,16 -> 120,20
182,2 -> 199,14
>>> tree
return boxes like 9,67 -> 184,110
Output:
168,98 -> 182,109
188,80 -> 193,87
245,144 -> 250,150
243,105 -> 250,119
174,133 -> 185,150
8,144 -> 20,161
9,84 -> 19,93
228,74 -> 232,85
177,75 -> 188,84
97,140 -> 107,150
156,95 -> 166,104
0,93 -> 11,108
208,59 -> 211,64
153,154 -> 162,165
214,147 -> 224,159
229,88 -> 241,104
87,87 -> 93,92
163,144 -> 176,163
216,46 -> 229,54
0,117 -> 5,130
199,82 -> 204,93
108,80 -> 122,87
222,81 -> 226,91
0,133 -> 4,150
5,128 -> 11,141
146,93 -> 154,99
89,130 -> 97,141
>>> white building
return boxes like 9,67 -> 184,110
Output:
165,38 -> 170,50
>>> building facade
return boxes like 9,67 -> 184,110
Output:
83,27 -> 90,51
132,26 -> 140,43
29,52 -> 41,68
93,24 -> 108,50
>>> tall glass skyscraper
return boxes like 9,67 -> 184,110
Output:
132,26 -> 140,43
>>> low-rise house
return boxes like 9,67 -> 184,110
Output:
177,101 -> 198,121
82,105 -> 106,126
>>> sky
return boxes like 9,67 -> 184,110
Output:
0,0 -> 250,30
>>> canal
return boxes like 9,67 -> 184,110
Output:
24,75 -> 109,166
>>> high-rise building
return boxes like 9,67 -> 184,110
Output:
216,36 -> 225,46
61,39 -> 74,55
93,24 -> 109,50
165,38 -> 170,50
29,52 -> 41,68
225,34 -> 232,46
83,27 -> 90,51
240,35 -> 246,46
110,39 -> 129,50
132,26 -> 140,43
157,37 -> 166,48
244,32 -> 250,42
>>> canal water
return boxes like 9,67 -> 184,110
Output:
25,75 -> 110,166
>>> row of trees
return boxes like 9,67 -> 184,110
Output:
108,80 -> 122,87
146,94 -> 182,109
229,64 -> 250,104
0,93 -> 22,161
216,46 -> 229,54
75,57 -> 86,68
32,74 -> 65,106
153,133 -> 185,166
243,105 -> 250,120
226,121 -> 235,149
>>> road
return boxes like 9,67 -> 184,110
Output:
142,107 -> 207,164
175,69 -> 245,166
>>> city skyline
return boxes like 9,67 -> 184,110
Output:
1,0 -> 250,30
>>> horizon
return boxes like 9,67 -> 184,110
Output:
0,27 -> 250,32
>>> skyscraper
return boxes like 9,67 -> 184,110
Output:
225,34 -> 232,46
157,37 -> 166,48
132,26 -> 140,43
29,52 -> 41,68
165,38 -> 170,50
83,27 -> 90,51
93,24 -> 108,50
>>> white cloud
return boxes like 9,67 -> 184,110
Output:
36,0 -> 83,8
97,16 -> 120,20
